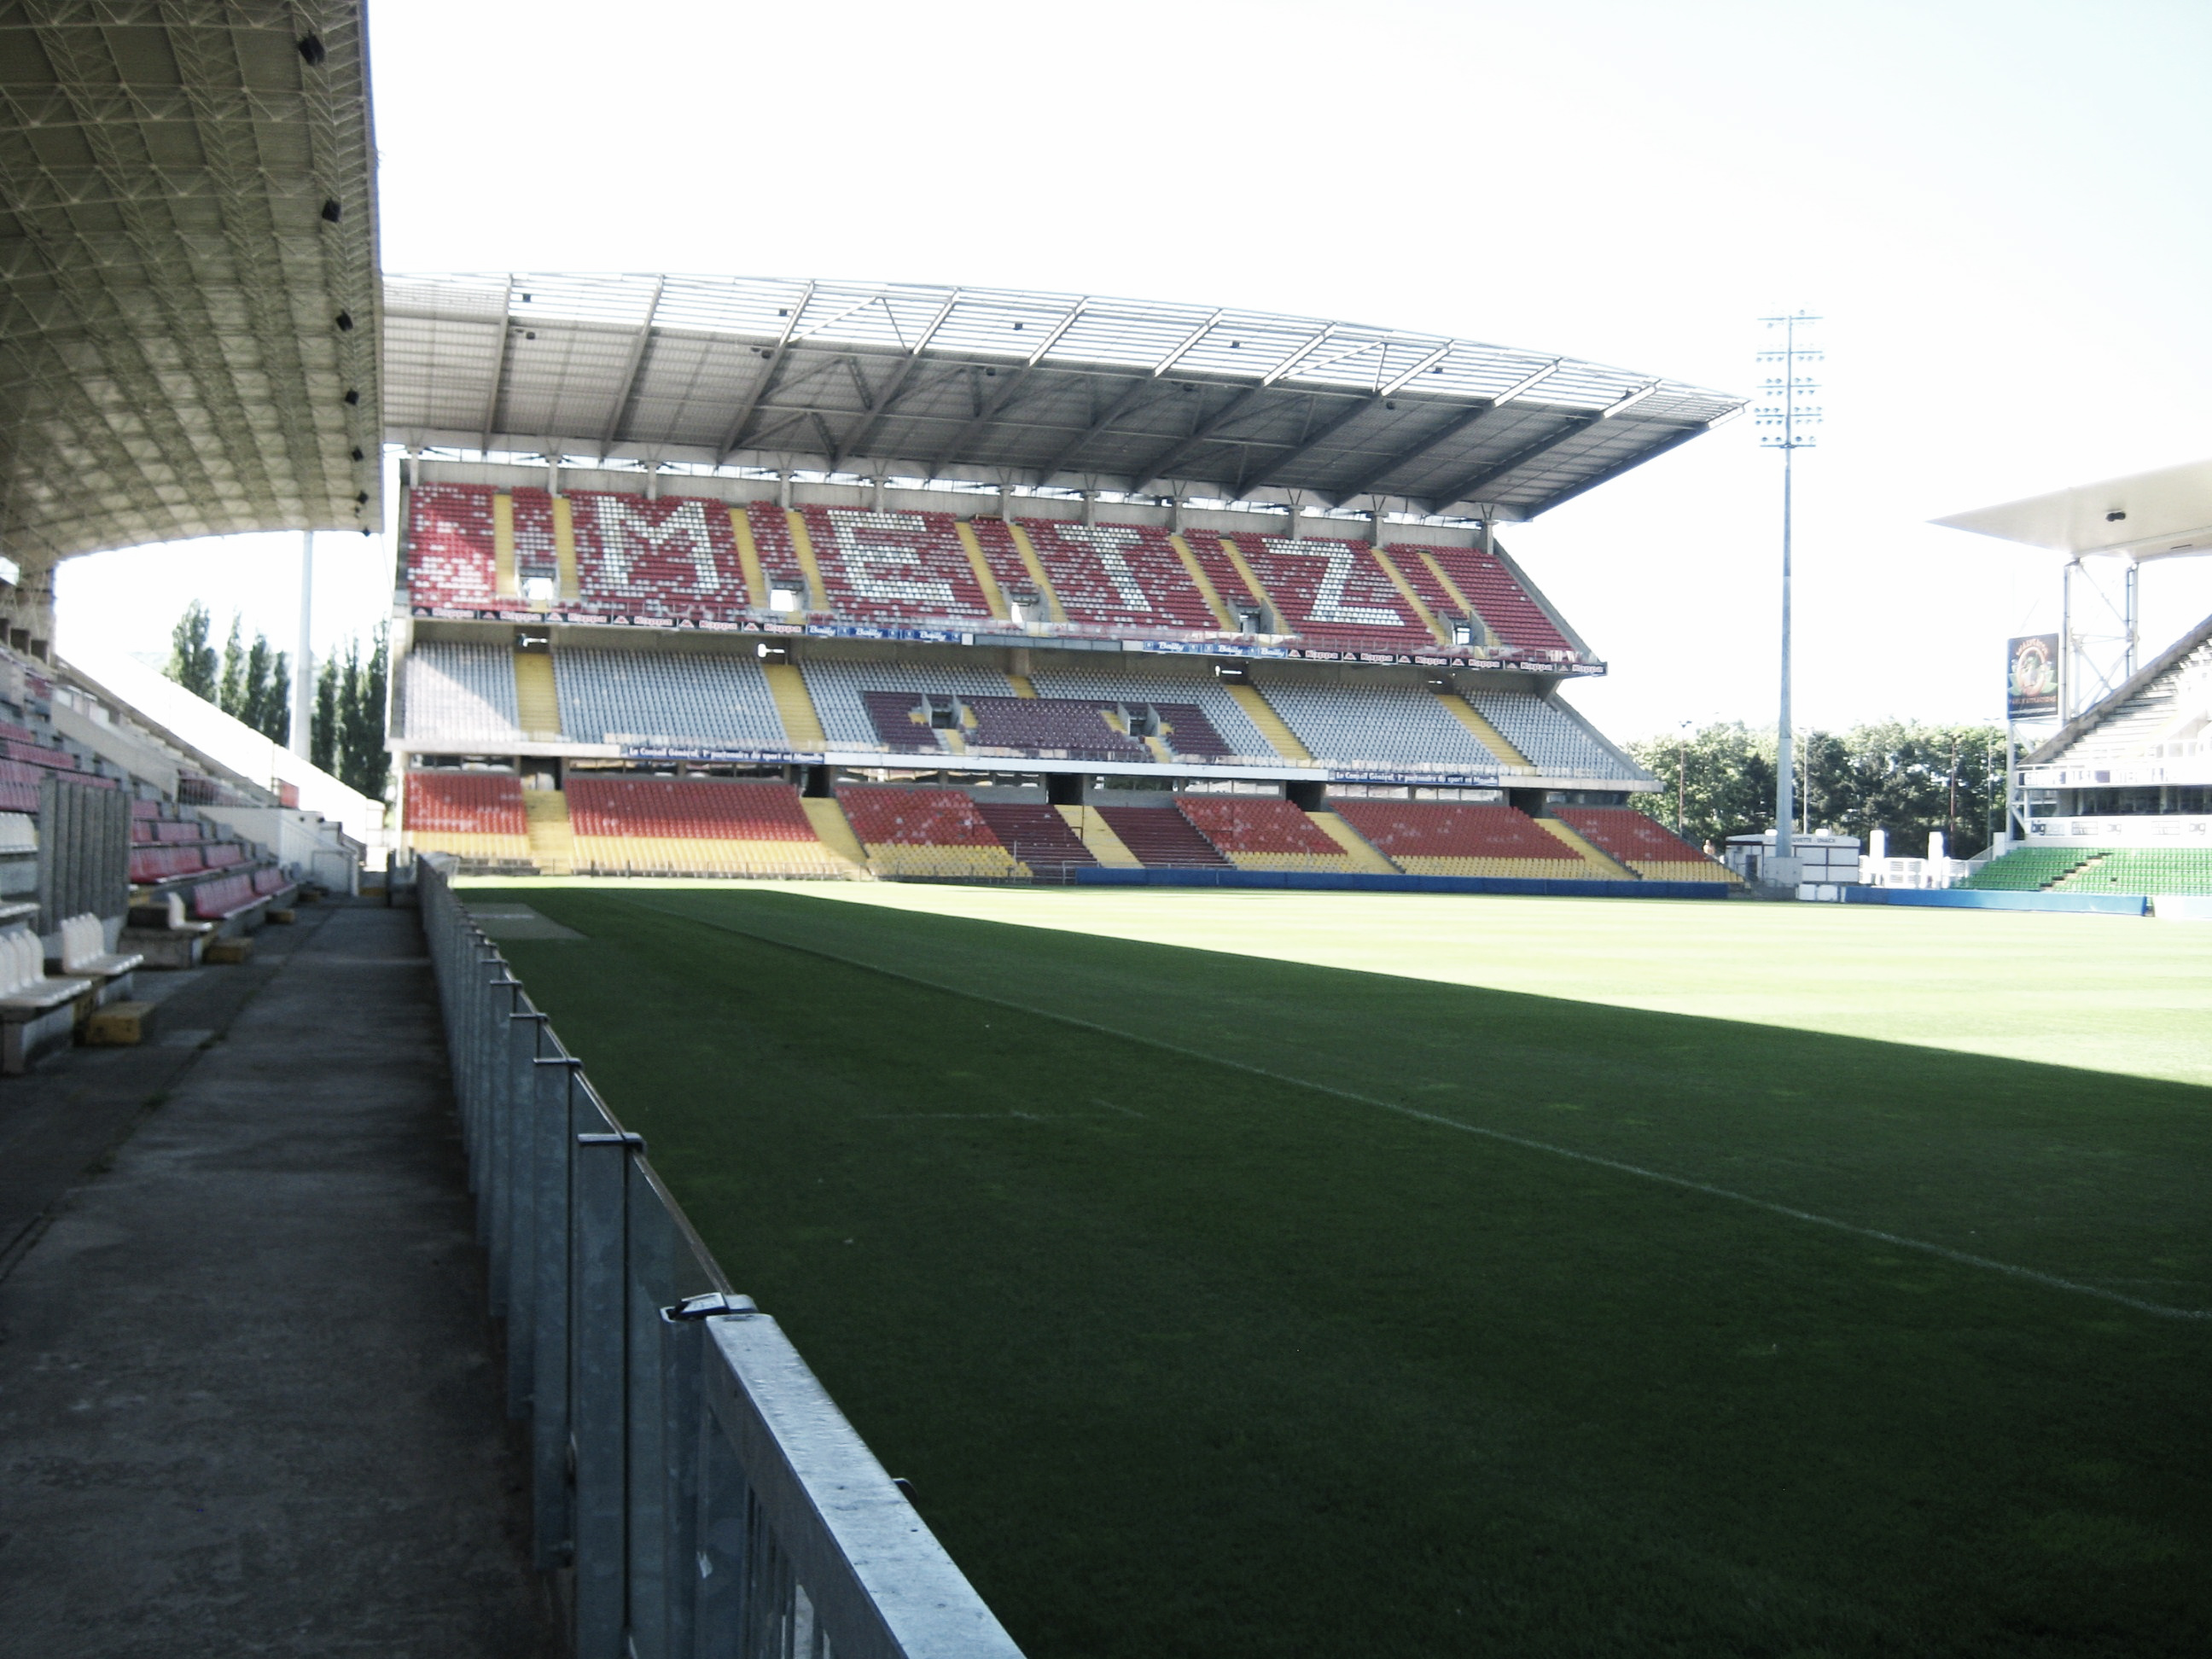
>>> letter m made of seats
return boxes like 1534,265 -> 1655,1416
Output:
589,498 -> 725,593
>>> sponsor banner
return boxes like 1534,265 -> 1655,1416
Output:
1328,766 -> 1501,789
617,744 -> 815,765
2006,633 -> 2059,720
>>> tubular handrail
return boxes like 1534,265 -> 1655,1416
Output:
417,853 -> 1024,1659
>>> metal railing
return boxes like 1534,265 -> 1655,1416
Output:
420,854 -> 1024,1659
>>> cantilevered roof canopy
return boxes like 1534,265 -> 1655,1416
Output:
1934,458 -> 2212,562
0,1 -> 382,570
384,273 -> 1743,520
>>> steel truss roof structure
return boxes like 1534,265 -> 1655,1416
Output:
386,273 -> 1743,521
0,0 -> 381,570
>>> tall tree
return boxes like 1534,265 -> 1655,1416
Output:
311,655 -> 340,773
165,602 -> 218,699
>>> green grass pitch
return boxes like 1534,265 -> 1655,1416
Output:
470,882 -> 2212,1657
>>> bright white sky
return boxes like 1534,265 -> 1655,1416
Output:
58,0 -> 2212,740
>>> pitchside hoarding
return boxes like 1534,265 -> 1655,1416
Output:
2007,633 -> 2059,720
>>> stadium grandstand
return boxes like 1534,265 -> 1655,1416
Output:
382,272 -> 1746,889
1939,458 -> 2212,903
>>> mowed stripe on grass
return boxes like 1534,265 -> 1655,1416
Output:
485,884 -> 2212,1659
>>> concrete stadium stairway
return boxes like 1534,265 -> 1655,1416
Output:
524,787 -> 573,875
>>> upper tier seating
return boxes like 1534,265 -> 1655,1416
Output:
1461,689 -> 1639,779
972,802 -> 1097,870
2046,635 -> 2212,765
402,770 -> 532,864
1257,678 -> 1501,770
797,656 -> 1017,749
564,777 -> 847,877
1959,846 -> 2102,891
402,641 -> 521,743
1175,795 -> 1350,870
1552,806 -> 1737,882
1013,519 -> 1220,633
405,482 -> 498,607
1333,800 -> 1593,879
1221,534 -> 1435,649
837,786 -> 1022,879
568,492 -> 748,614
1399,543 -> 1575,655
511,486 -> 561,590
801,506 -> 994,624
1095,804 -> 1231,867
554,648 -> 787,748
1022,666 -> 1275,760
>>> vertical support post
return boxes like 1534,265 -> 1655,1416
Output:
506,1006 -> 549,1416
1774,438 -> 1795,865
693,1399 -> 751,1659
2060,557 -> 2075,723
533,1052 -> 583,1572
573,1126 -> 642,1659
485,972 -> 521,1310
2124,559 -> 2139,679
658,1310 -> 705,1657
626,1170 -> 673,1656
291,531 -> 313,760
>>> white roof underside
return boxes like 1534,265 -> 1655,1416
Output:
384,273 -> 1743,520
1934,458 -> 2212,562
0,1 -> 382,569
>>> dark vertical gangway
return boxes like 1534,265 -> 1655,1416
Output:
0,903 -> 553,1658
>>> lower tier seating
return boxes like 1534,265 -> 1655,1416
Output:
1553,806 -> 1738,882
973,802 -> 1097,871
837,787 -> 1022,879
1175,795 -> 1356,871
1332,800 -> 1594,879
2051,847 -> 2212,896
1095,804 -> 1231,867
1960,847 -> 2102,891
565,777 -> 848,877
402,771 -> 532,864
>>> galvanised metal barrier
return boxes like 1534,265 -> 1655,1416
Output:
419,855 -> 1024,1659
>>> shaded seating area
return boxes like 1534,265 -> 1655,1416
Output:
838,786 -> 1023,879
401,771 -> 533,867
973,802 -> 1097,871
565,776 -> 852,877
1333,800 -> 1596,879
1553,806 -> 1738,882
1094,804 -> 1231,867
1175,795 -> 1357,872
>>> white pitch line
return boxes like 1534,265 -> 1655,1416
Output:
629,899 -> 2212,1324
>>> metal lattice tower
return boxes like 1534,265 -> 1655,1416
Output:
1755,313 -> 1822,864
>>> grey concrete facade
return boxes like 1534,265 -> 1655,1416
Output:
0,903 -> 553,1657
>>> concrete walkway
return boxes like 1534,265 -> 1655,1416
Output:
0,902 -> 553,1658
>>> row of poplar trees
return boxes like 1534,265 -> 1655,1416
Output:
1626,719 -> 2009,860
165,602 -> 391,802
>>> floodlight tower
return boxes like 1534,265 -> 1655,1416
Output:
1755,313 -> 1822,869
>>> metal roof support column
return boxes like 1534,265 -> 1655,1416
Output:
1368,504 -> 1388,550
777,469 -> 792,510
1286,494 -> 1305,540
291,533 -> 313,760
1168,494 -> 1184,533
870,474 -> 886,513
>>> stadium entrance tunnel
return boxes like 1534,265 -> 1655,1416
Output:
462,881 -> 2212,1659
